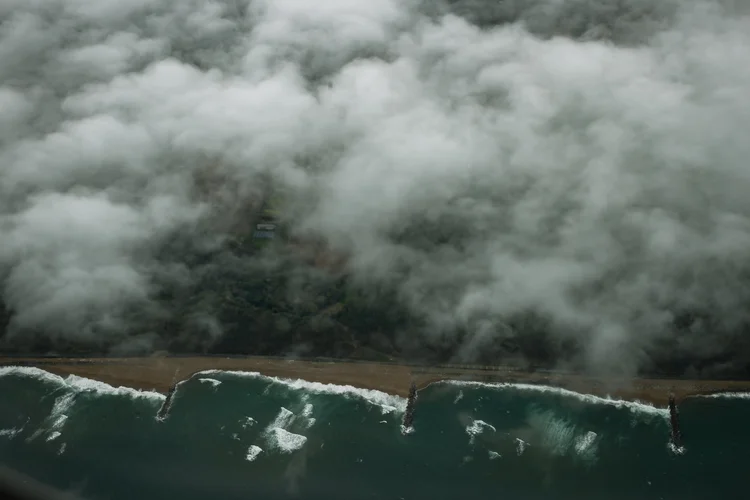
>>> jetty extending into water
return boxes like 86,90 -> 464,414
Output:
2,355 -> 750,406
402,382 -> 418,433
668,393 -> 683,447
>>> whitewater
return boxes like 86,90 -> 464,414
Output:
1,366 -> 749,500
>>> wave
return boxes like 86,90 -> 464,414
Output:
301,403 -> 313,417
0,366 -> 63,385
301,404 -> 316,428
698,392 -> 750,399
245,445 -> 263,462
19,392 -> 75,449
534,412 -> 579,456
400,424 -> 414,435
266,428 -> 308,453
515,438 -> 529,456
460,409 -> 601,461
196,370 -> 407,414
155,378 -> 189,422
523,409 -> 599,461
442,380 -> 668,417
574,431 -> 598,455
47,393 -> 74,435
267,407 -> 295,430
0,366 -> 164,402
198,378 -> 221,388
26,391 -> 76,454
259,405 -> 314,455
465,419 -> 496,445
0,427 -> 21,439
668,442 -> 686,455
65,374 -> 164,401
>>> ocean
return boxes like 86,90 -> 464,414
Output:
1,367 -> 748,500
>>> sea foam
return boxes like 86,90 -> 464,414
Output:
443,380 -> 668,417
699,392 -> 750,399
574,431 -> 598,455
196,370 -> 407,414
0,428 -> 21,439
268,407 -> 295,429
516,438 -> 529,456
261,406 -> 312,454
302,403 -> 313,417
64,375 -> 164,401
245,445 -> 263,462
266,428 -> 308,453
0,366 -> 63,385
668,442 -> 686,455
198,378 -> 222,388
0,366 -> 164,402
49,394 -> 73,427
465,419 -> 496,445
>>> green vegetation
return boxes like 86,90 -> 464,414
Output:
2,186 -> 747,381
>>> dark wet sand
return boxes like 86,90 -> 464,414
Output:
2,356 -> 750,405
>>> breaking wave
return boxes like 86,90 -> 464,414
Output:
196,370 -> 407,414
443,380 -> 669,417
0,366 -> 165,401
1,365 -> 748,500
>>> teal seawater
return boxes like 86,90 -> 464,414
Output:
1,367 -> 748,500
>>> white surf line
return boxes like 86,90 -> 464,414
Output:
441,380 -> 668,417
694,391 -> 750,399
0,366 -> 164,401
195,369 -> 407,414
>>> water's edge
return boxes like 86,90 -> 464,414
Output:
1,366 -> 749,500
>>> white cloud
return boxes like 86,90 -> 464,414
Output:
1,0 -> 749,370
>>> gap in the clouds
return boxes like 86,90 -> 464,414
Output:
420,0 -> 678,45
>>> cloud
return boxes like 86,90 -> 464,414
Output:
1,0 -> 749,374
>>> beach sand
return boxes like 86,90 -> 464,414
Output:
2,356 -> 750,405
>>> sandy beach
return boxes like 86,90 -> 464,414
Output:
2,356 -> 750,406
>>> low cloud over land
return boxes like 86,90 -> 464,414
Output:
1,0 -> 749,377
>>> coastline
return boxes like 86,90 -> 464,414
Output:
2,356 -> 750,406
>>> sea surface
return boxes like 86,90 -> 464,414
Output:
1,367 -> 748,500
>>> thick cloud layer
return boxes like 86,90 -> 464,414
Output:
1,0 -> 749,374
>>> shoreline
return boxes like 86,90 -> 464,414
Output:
2,356 -> 750,406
